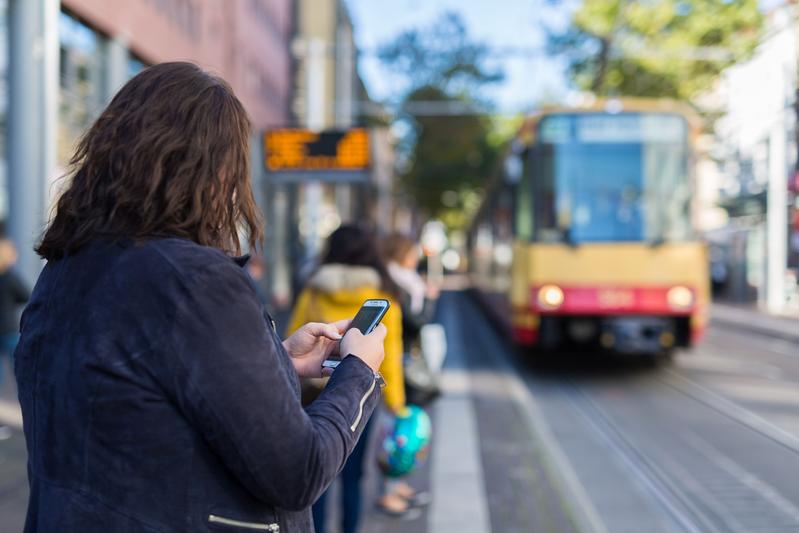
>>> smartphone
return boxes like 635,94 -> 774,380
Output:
322,299 -> 390,370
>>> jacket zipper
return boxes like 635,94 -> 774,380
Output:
208,514 -> 280,531
350,379 -> 376,432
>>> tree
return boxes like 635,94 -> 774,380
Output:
399,86 -> 500,228
379,12 -> 503,103
550,0 -> 763,100
378,12 -> 506,228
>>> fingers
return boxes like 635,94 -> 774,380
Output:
343,323 -> 386,339
322,323 -> 343,340
324,337 -> 341,357
330,318 -> 352,334
304,322 -> 343,341
307,320 -> 385,342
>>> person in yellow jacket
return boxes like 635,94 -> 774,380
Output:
288,225 -> 414,532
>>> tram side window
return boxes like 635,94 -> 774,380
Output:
535,144 -> 560,242
514,152 -> 534,241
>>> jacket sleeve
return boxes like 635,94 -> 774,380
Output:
379,300 -> 405,413
158,260 -> 381,511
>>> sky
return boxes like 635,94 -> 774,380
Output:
345,0 -> 788,113
345,0 -> 574,113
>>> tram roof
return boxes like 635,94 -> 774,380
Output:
516,98 -> 702,146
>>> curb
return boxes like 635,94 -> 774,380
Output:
464,290 -> 607,533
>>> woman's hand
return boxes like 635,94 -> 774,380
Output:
340,324 -> 387,373
283,320 -> 350,378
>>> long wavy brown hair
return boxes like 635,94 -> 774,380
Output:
37,62 -> 263,260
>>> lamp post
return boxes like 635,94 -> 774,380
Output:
8,0 -> 58,287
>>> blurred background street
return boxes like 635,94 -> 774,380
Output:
2,0 -> 799,532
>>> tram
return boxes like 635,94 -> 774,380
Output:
468,100 -> 709,355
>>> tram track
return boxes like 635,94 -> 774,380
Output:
558,369 -> 799,532
657,369 -> 799,456
564,382 -> 718,533
460,289 -> 799,532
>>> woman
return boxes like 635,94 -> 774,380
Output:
14,62 -> 387,533
288,225 -> 413,531
383,232 -> 439,352
382,232 -> 440,507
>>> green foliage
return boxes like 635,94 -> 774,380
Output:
551,0 -> 763,100
379,12 -> 507,229
379,12 -> 503,102
400,86 -> 500,228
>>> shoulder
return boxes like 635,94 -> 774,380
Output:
146,237 -> 237,270
138,238 -> 246,280
113,238 -> 254,301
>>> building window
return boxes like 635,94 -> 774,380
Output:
58,11 -> 106,167
0,0 -> 7,221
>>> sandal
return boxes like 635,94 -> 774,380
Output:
376,494 -> 422,520
391,482 -> 432,508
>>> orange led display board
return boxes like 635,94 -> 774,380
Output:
264,128 -> 370,172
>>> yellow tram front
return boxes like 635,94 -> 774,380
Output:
474,105 -> 709,355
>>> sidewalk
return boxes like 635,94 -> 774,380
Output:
711,302 -> 799,343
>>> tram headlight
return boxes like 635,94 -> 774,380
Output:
538,285 -> 565,310
667,286 -> 694,310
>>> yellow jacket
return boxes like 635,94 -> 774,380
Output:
287,264 -> 405,412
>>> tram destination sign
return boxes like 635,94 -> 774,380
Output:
264,128 -> 370,175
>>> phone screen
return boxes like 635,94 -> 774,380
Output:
323,300 -> 390,370
347,300 -> 389,334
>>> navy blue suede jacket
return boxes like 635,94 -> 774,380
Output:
14,237 -> 381,532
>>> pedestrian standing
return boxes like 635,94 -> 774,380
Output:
383,232 -> 440,351
13,62 -> 388,532
382,232 -> 441,508
0,235 -> 28,439
288,225 -> 415,532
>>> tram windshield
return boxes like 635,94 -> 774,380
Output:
531,113 -> 692,244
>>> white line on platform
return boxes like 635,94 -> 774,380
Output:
429,377 -> 492,533
428,301 -> 492,533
